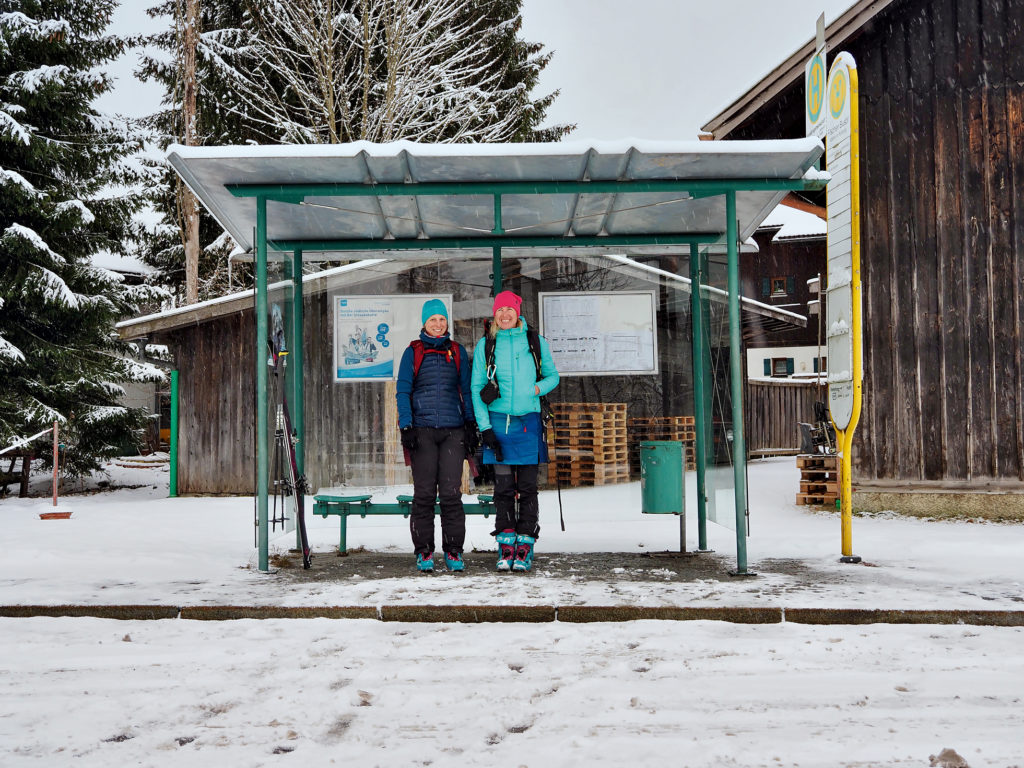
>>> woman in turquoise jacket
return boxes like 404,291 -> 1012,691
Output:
471,290 -> 559,572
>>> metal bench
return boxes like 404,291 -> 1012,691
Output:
312,493 -> 494,554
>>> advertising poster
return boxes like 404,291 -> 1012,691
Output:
333,295 -> 451,382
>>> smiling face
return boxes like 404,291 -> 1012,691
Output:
494,306 -> 519,330
424,314 -> 448,337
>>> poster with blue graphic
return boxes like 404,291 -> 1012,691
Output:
333,295 -> 451,382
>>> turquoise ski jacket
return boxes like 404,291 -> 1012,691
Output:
470,319 -> 559,435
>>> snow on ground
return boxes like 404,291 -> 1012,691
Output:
1,457 -> 1022,766
2,457 -> 1020,610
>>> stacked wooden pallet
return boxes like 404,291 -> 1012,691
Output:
795,453 -> 840,506
547,402 -> 629,487
627,415 -> 697,477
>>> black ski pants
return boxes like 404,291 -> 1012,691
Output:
492,463 -> 540,539
409,426 -> 466,556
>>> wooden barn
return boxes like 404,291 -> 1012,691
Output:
703,0 -> 1024,513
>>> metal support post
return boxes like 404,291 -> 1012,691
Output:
688,243 -> 711,552
289,249 -> 304,478
726,192 -> 753,576
491,195 -> 504,296
169,370 -> 179,498
290,248 -> 305,552
256,197 -> 269,572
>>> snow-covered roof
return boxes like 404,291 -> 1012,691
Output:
758,203 -> 827,241
166,138 -> 826,262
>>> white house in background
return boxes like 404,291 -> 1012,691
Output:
743,202 -> 828,380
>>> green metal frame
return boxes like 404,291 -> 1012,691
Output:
242,175 -> 827,574
169,370 -> 179,498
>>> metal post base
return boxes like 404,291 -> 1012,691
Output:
839,555 -> 862,564
728,570 -> 758,578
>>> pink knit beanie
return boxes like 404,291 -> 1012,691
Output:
492,290 -> 523,316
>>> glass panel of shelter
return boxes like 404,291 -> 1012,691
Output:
272,253 -> 740,516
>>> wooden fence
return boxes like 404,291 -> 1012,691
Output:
744,379 -> 824,457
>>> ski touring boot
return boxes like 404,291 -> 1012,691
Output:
416,552 -> 434,572
444,551 -> 465,572
512,535 -> 535,572
495,530 -> 517,572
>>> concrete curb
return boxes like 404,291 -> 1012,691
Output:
558,606 -> 781,623
4,604 -> 1024,625
783,608 -> 1024,626
380,605 -> 556,623
180,606 -> 378,620
0,605 -> 180,620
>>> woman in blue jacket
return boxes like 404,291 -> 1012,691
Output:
395,299 -> 476,573
470,290 -> 559,572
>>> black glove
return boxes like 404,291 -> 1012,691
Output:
400,427 -> 417,451
481,428 -> 503,462
464,423 -> 479,455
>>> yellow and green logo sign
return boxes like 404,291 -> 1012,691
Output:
806,54 -> 825,123
829,69 -> 847,119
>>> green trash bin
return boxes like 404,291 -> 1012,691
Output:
640,440 -> 684,515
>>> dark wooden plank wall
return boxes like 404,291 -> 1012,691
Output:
741,233 -> 826,350
174,311 -> 257,494
854,0 -> 1024,482
733,0 -> 1024,483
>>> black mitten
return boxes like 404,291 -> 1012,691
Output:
400,427 -> 417,451
464,422 -> 480,455
481,429 -> 503,462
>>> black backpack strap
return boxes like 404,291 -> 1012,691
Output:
526,329 -> 543,381
484,333 -> 496,376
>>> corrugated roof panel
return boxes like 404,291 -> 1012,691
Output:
166,139 -> 825,257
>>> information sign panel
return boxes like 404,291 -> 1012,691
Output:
539,291 -> 657,377
825,52 -> 861,429
332,294 -> 450,382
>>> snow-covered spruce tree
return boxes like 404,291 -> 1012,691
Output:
453,0 -> 570,143
135,0 -> 572,294
0,1 -> 166,476
236,0 -> 572,144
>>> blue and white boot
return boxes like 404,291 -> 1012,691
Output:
512,535 -> 535,572
444,551 -> 465,572
416,552 -> 434,572
495,530 -> 517,572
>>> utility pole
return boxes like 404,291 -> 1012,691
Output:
180,0 -> 200,304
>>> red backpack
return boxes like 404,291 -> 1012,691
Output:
410,339 -> 461,377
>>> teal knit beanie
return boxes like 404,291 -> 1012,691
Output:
421,298 -> 448,325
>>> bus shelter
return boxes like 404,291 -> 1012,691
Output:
167,139 -> 827,574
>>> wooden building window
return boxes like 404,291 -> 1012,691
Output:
771,277 -> 788,296
770,357 -> 794,377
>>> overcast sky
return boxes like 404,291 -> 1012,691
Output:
99,0 -> 855,141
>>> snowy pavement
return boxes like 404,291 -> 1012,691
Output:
1,457 -> 1021,612
2,457 -> 1023,767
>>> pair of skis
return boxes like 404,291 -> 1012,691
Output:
269,305 -> 312,569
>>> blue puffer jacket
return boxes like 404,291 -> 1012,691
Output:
395,331 -> 472,429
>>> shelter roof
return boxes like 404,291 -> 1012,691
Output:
166,138 -> 825,261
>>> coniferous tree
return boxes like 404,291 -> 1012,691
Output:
136,0 -> 572,296
0,0 -> 166,475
